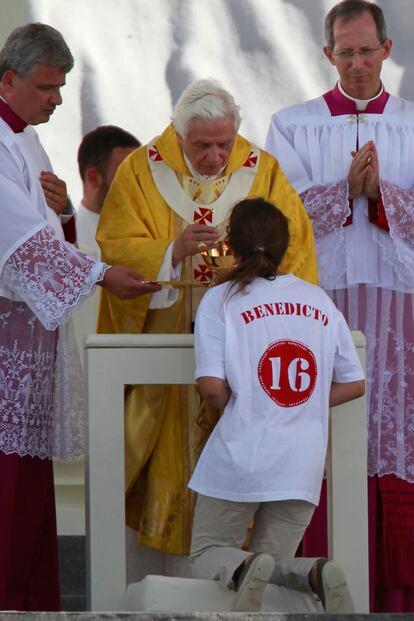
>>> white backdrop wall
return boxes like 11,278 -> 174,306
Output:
0,0 -> 412,205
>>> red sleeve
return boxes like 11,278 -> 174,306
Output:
368,195 -> 389,232
61,214 -> 77,244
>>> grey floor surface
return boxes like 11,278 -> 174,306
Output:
58,536 -> 86,612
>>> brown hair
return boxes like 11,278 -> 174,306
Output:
324,0 -> 387,49
217,197 -> 289,294
77,125 -> 140,181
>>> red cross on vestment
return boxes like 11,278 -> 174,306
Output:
243,151 -> 257,168
194,264 -> 213,283
149,145 -> 163,161
193,207 -> 213,225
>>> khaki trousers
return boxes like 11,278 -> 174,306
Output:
190,493 -> 317,594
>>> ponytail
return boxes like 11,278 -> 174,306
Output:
215,197 -> 289,295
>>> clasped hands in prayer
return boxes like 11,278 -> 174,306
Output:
348,140 -> 380,201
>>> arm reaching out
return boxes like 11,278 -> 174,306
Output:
99,265 -> 160,299
329,380 -> 365,408
198,376 -> 231,410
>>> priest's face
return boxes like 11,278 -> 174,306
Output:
176,115 -> 236,177
323,11 -> 392,100
2,63 -> 65,125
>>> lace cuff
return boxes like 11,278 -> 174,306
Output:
377,179 -> 414,286
2,225 -> 108,330
300,180 -> 350,238
381,180 -> 414,246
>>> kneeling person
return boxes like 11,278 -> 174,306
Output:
190,198 -> 365,613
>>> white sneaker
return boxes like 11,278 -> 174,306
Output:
316,559 -> 355,613
232,553 -> 275,612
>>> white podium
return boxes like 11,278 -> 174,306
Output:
85,332 -> 368,613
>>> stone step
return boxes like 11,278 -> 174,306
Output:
58,535 -> 85,612
127,574 -> 321,614
0,613 -> 410,620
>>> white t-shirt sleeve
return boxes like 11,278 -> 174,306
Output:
194,288 -> 226,380
332,312 -> 365,382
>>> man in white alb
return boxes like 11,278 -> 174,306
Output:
0,23 -> 158,611
265,0 -> 414,612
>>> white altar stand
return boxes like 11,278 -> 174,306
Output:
85,332 -> 368,613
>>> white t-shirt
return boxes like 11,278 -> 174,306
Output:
189,274 -> 364,505
76,202 -> 100,258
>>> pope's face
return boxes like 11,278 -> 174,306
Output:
2,63 -> 66,125
177,115 -> 236,177
323,11 -> 392,100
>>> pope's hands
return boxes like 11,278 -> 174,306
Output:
348,141 -> 380,201
172,224 -> 221,266
40,171 -> 69,215
99,265 -> 161,299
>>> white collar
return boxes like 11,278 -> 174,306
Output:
338,81 -> 384,111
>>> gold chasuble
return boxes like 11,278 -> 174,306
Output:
96,124 -> 317,554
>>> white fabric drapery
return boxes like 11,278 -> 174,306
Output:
0,225 -> 108,459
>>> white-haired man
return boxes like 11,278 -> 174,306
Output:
96,79 -> 317,560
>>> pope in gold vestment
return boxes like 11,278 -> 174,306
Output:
96,123 -> 317,554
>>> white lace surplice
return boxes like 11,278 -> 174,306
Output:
329,286 -> 414,481
0,226 -> 108,459
266,95 -> 414,482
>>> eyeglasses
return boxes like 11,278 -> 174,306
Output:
332,47 -> 382,61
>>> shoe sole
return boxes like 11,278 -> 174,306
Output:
321,561 -> 355,613
232,554 -> 275,612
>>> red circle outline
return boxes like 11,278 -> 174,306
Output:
257,339 -> 317,407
